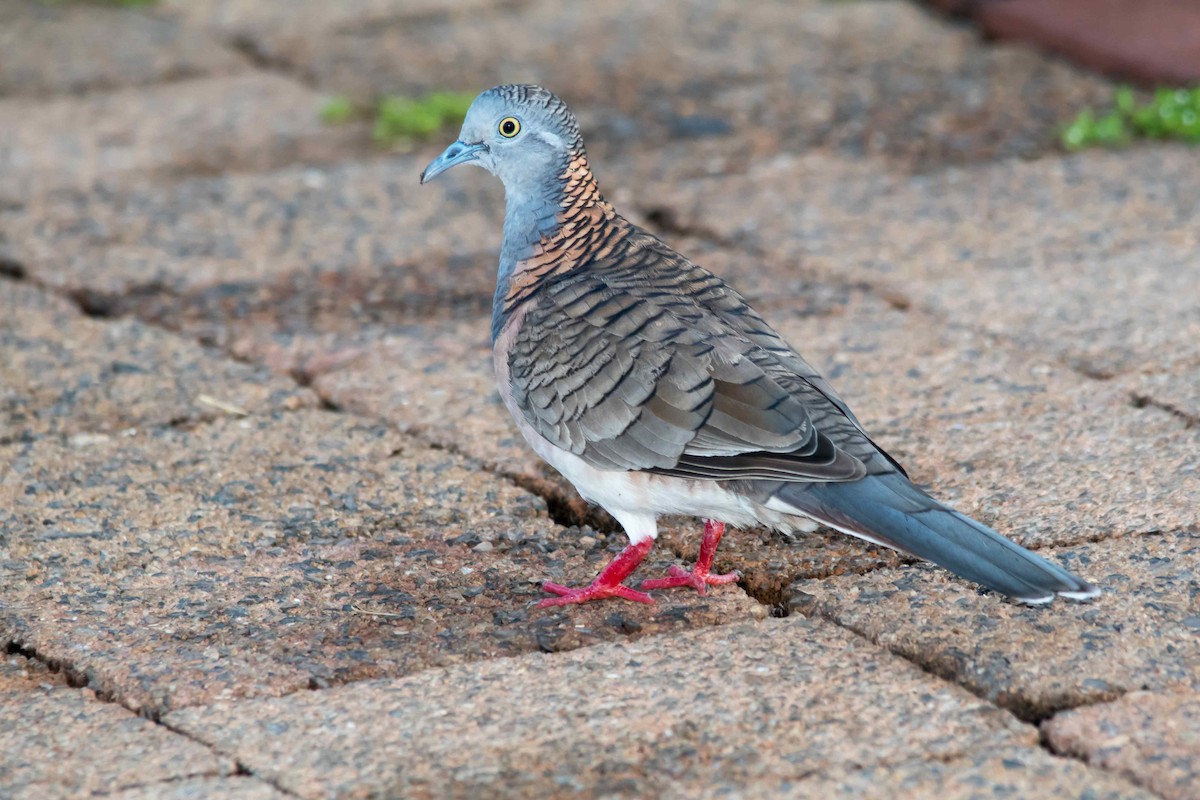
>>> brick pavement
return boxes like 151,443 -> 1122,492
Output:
0,1 -> 1195,797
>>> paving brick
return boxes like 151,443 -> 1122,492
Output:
671,289 -> 1198,603
211,0 -> 1111,171
0,281 -> 316,442
103,777 -> 290,800
307,317 -> 535,474
0,146 -> 781,366
0,1 -> 246,97
297,312 -> 913,606
1123,365 -> 1200,428
721,745 -> 1155,800
654,146 -> 1200,378
0,679 -> 231,799
0,74 -> 368,205
790,531 -> 1200,721
166,615 -> 1034,798
305,284 -> 1198,606
0,410 -> 759,714
1043,689 -> 1200,800
1,155 -> 502,315
0,652 -> 67,692
770,296 -> 1198,543
161,0 -> 497,40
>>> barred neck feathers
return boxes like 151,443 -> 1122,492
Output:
493,150 -> 620,337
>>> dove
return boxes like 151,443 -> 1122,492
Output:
420,84 -> 1099,608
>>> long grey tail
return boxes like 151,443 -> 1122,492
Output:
772,472 -> 1099,604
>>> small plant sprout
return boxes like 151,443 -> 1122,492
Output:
1064,85 -> 1200,151
372,92 -> 475,147
320,96 -> 356,126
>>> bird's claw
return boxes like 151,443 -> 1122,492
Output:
538,580 -> 655,607
640,565 -> 741,595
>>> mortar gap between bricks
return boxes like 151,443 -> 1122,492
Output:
150,718 -> 306,800
5,638 -> 100,695
1064,359 -> 1118,381
637,205 -> 749,251
5,640 -> 302,795
226,34 -> 317,89
1036,724 -> 1173,800
1025,526 -> 1177,552
0,257 -> 27,281
30,277 -> 334,408
67,287 -> 125,319
505,472 -> 618,532
793,607 -> 1131,725
1130,392 -> 1197,427
390,429 -> 602,529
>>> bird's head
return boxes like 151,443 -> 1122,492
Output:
420,84 -> 585,194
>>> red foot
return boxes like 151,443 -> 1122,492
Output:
539,581 -> 654,606
538,538 -> 656,608
640,520 -> 740,596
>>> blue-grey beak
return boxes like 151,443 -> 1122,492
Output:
419,141 -> 486,184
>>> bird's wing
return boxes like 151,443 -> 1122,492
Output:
505,230 -> 883,482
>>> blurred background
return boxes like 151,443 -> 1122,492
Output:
3,0 -> 1198,353
2,0 -> 1198,203
2,0 -> 1198,594
2,5 -> 1200,795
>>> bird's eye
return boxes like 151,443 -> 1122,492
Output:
498,117 -> 521,138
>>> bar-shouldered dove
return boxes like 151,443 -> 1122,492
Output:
421,84 -> 1099,608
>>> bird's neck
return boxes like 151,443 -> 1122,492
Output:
492,151 -> 618,340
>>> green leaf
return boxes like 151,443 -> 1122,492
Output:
1066,84 -> 1200,149
1115,85 -> 1136,114
371,91 -> 475,145
320,96 -> 356,125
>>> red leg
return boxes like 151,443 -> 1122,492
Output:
539,538 -> 656,607
640,520 -> 740,595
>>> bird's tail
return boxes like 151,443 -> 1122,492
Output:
771,472 -> 1099,604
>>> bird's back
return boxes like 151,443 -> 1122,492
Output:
499,211 -> 901,479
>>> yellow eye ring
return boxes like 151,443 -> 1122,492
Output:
498,116 -> 521,138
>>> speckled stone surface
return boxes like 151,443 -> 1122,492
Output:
2,0 -> 1197,794
656,293 -> 1196,604
288,286 -> 1198,608
1,409 -> 759,714
303,314 -> 909,606
715,745 -> 1156,800
1,659 -> 231,799
1043,689 -> 1200,800
790,531 -> 1200,720
0,281 -> 316,442
205,0 -> 1111,172
102,777 -> 291,800
1122,365 -> 1200,427
0,74 -> 367,204
160,0 -> 498,39
766,296 -> 1198,543
0,155 -> 502,307
1,653 -> 67,692
307,317 -> 534,472
0,1 -> 246,97
167,616 -> 1035,798
654,146 -> 1200,378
